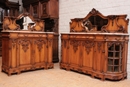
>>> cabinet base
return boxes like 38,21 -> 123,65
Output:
60,63 -> 127,81
2,63 -> 54,76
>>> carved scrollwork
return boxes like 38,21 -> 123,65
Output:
101,26 -> 109,33
108,15 -> 117,26
70,40 -> 81,53
34,39 -> 46,51
82,41 -> 95,54
11,39 -> 17,48
18,39 -> 31,52
107,42 -> 124,48
117,25 -> 126,33
97,42 -> 102,53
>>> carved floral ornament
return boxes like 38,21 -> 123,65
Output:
11,39 -> 17,48
70,40 -> 81,53
34,39 -> 46,51
18,39 -> 31,52
70,40 -> 95,54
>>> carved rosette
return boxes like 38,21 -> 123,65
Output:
70,40 -> 81,53
82,41 -> 95,54
35,39 -> 46,51
18,39 -> 31,52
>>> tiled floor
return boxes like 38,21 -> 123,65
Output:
0,58 -> 130,87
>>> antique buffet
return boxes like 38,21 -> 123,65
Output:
2,13 -> 54,75
60,8 -> 129,80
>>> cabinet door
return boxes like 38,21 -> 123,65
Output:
32,3 -> 39,18
69,40 -> 82,67
107,42 -> 124,73
93,42 -> 105,72
17,38 -> 32,69
82,40 -> 94,69
33,38 -> 47,67
41,2 -> 48,17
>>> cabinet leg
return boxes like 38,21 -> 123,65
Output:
91,74 -> 94,78
17,71 -> 21,75
66,68 -> 70,71
101,77 -> 105,81
8,72 -> 11,76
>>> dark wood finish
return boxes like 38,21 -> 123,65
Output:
60,8 -> 129,80
53,33 -> 59,63
0,23 -> 2,56
0,0 -> 20,57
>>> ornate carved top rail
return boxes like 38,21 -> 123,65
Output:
70,8 -> 129,33
3,13 -> 45,31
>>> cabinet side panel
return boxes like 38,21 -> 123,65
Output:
10,39 -> 17,68
2,37 -> 9,66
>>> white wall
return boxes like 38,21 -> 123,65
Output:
59,0 -> 130,79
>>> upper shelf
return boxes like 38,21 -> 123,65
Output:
70,8 -> 129,33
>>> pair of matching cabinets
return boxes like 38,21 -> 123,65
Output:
2,31 -> 129,81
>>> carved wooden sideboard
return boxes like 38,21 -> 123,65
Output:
2,13 -> 54,75
22,0 -> 59,63
60,8 -> 129,80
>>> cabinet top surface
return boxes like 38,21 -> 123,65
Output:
61,32 -> 129,36
2,30 -> 54,34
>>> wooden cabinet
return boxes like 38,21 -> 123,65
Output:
60,8 -> 129,80
2,14 -> 54,75
2,31 -> 54,75
22,0 -> 59,62
40,0 -> 59,18
0,1 -> 20,56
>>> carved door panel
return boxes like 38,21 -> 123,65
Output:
69,40 -> 81,66
82,40 -> 95,68
106,41 -> 124,73
41,2 -> 48,17
93,42 -> 105,72
61,39 -> 69,64
2,35 -> 10,67
33,38 -> 47,65
17,38 -> 32,68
